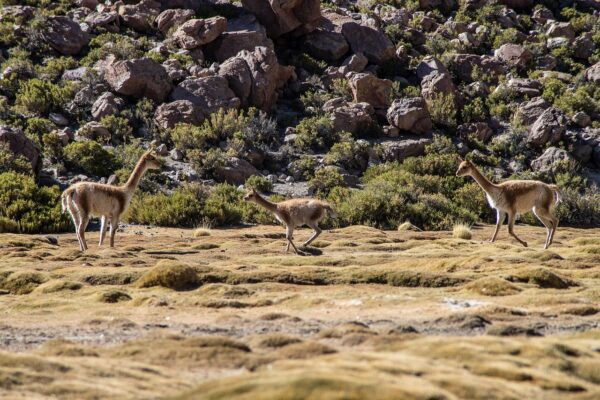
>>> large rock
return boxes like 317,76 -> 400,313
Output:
328,101 -> 375,134
387,98 -> 433,135
420,71 -> 457,106
118,0 -> 160,32
515,97 -> 549,125
304,29 -> 349,61
215,157 -> 261,185
42,16 -> 90,55
204,15 -> 273,62
416,56 -> 450,80
495,43 -> 532,69
173,17 -> 227,49
349,73 -> 392,110
340,21 -> 395,64
156,9 -> 195,35
105,58 -> 172,102
586,61 -> 600,83
219,47 -> 294,111
154,100 -> 204,129
171,76 -> 241,115
546,22 -> 575,41
531,147 -> 574,172
240,0 -> 321,38
451,54 -> 505,83
506,78 -> 542,98
457,122 -> 493,143
85,11 -> 120,32
379,137 -> 432,162
528,107 -> 568,147
0,126 -> 41,175
91,92 -> 125,120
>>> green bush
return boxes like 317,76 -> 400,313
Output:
289,53 -> 327,74
99,115 -> 133,143
289,156 -> 318,181
15,79 -> 75,115
81,33 -> 145,66
324,134 -> 369,172
0,143 -> 32,175
37,56 -> 78,81
461,97 -> 488,123
25,117 -> 55,148
171,123 -> 216,151
427,93 -> 457,128
63,141 -> 117,177
0,171 -> 70,233
309,167 -> 347,198
245,175 -> 273,192
295,115 -> 336,151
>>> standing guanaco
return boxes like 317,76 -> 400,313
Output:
456,158 -> 561,249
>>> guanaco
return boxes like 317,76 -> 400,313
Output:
456,159 -> 561,249
243,188 -> 337,254
61,150 -> 161,251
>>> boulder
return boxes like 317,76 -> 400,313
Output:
304,29 -> 349,61
546,22 -> 575,41
416,56 -> 450,80
348,73 -> 392,110
78,0 -> 98,9
379,137 -> 432,162
495,43 -> 532,69
528,107 -> 568,147
329,102 -> 375,134
171,76 -> 241,115
104,58 -> 172,102
506,78 -> 541,98
586,61 -> 600,83
118,0 -> 160,32
156,9 -> 195,35
78,121 -> 111,142
154,100 -> 204,129
91,92 -> 125,120
339,53 -> 368,74
573,34 -> 595,60
531,147 -> 574,172
515,97 -> 549,125
85,11 -> 120,32
219,47 -> 293,111
457,122 -> 493,143
451,54 -> 505,82
340,21 -> 395,64
497,0 -> 534,9
420,71 -> 457,106
215,157 -> 261,185
204,15 -> 274,62
387,98 -> 433,134
0,126 -> 41,175
42,16 -> 90,55
162,59 -> 189,82
240,0 -> 321,38
173,17 -> 227,50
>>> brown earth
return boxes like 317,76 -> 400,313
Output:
0,223 -> 599,399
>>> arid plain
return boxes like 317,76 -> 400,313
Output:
0,224 -> 599,400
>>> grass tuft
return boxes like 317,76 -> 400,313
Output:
452,223 -> 472,239
136,260 -> 199,291
397,221 -> 422,231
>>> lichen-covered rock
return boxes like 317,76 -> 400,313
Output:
516,97 -> 550,125
105,58 -> 173,102
546,22 -> 575,41
528,107 -> 568,147
171,76 -> 241,115
329,101 -> 375,134
240,0 -> 321,38
154,100 -> 204,129
0,126 -> 41,175
173,17 -> 227,49
586,61 -> 600,83
42,16 -> 90,55
349,73 -> 393,110
387,98 -> 433,135
85,11 -> 120,32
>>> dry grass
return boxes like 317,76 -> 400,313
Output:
452,222 -> 472,239
0,224 -> 598,399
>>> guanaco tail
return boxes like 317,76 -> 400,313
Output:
456,158 -> 561,249
61,150 -> 161,251
243,187 -> 337,254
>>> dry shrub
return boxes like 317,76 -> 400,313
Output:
35,280 -> 82,293
274,342 -> 336,360
96,290 -> 132,303
136,260 -> 199,290
507,268 -> 572,289
1,271 -> 48,294
255,334 -> 302,349
452,223 -> 472,239
465,277 -> 521,296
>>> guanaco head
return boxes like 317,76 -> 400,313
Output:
243,187 -> 258,202
141,150 -> 161,170
456,158 -> 474,177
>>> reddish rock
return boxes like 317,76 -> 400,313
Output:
240,0 -> 321,38
171,76 -> 241,115
349,73 -> 393,110
42,16 -> 90,55
0,126 -> 41,175
154,100 -> 204,129
104,58 -> 173,102
173,17 -> 227,50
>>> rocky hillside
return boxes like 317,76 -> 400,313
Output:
1,0 -> 600,232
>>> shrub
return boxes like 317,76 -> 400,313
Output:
42,132 -> 63,162
0,143 -> 33,175
289,53 -> 327,74
81,33 -> 144,66
99,115 -> 133,143
295,115 -> 336,151
427,93 -> 457,128
461,97 -> 488,123
309,167 -> 347,198
289,156 -> 318,181
14,79 -> 75,115
37,56 -> 78,82
452,223 -> 472,239
63,141 -> 117,177
324,134 -> 369,172
189,147 -> 227,178
0,172 -> 70,233
136,260 -> 199,291
245,175 -> 273,192
25,117 -> 55,148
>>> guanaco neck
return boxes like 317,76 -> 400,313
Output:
253,193 -> 278,213
468,165 -> 497,195
122,159 -> 148,193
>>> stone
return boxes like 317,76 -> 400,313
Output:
341,21 -> 395,64
330,102 -> 375,134
77,0 -> 98,9
420,71 -> 457,106
0,126 -> 41,175
379,137 -> 432,162
162,59 -> 189,82
546,22 -> 575,41
348,73 -> 393,110
572,112 -> 591,128
528,107 -> 568,147
49,113 -> 69,126
215,157 -> 261,185
78,121 -> 111,142
204,15 -> 273,62
457,122 -> 493,143
218,46 -> 294,111
495,43 -> 532,69
57,128 -> 73,146
387,98 -> 433,134
104,58 -> 173,102
506,78 -> 542,98
118,0 -> 160,32
42,16 -> 90,55
85,11 -> 120,32
515,97 -> 549,125
304,29 -> 349,61
339,52 -> 368,74
451,54 -> 506,83
173,17 -> 227,50
416,56 -> 450,80
155,144 -> 168,156
240,0 -> 321,38
531,147 -> 574,172
574,34 -> 595,60
62,67 -> 92,81
586,61 -> 600,83
91,92 -> 125,120
171,76 -> 241,115
170,148 -> 184,161
156,9 -> 195,35
154,100 -> 204,129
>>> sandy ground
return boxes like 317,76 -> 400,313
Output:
0,223 -> 599,399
